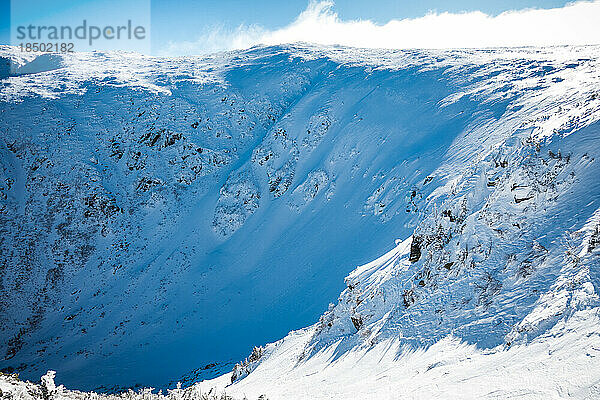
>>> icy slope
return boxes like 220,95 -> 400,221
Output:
201,311 -> 600,399
2,308 -> 599,400
1,44 -> 600,393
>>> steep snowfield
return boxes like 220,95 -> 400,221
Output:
2,309 -> 599,400
1,44 -> 600,397
201,312 -> 600,399
200,219 -> 600,398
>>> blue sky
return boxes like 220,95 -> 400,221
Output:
0,0 -> 589,54
151,0 -> 570,50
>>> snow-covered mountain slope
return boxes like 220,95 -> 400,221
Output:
1,44 -> 600,395
2,307 -> 599,400
199,311 -> 600,399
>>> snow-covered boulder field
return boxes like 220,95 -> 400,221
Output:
1,44 -> 599,398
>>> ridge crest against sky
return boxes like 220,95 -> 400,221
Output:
159,0 -> 600,56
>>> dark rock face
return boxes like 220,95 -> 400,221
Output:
409,236 -> 422,263
350,316 -> 363,331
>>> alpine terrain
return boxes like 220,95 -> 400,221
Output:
1,44 -> 600,399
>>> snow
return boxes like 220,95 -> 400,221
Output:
197,309 -> 600,400
0,43 -> 599,398
14,53 -> 65,76
4,310 -> 597,399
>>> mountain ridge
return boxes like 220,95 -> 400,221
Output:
1,44 -> 599,395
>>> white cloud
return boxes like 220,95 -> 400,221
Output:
159,0 -> 600,56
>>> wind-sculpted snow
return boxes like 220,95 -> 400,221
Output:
1,44 -> 600,396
